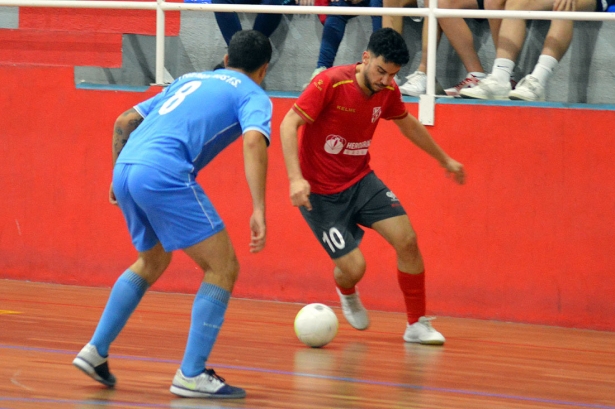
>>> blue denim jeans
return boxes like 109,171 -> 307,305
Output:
316,0 -> 383,69
212,0 -> 285,46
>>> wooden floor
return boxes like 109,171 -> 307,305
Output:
1,280 -> 614,409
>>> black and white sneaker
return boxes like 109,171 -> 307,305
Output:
73,343 -> 116,387
170,369 -> 246,399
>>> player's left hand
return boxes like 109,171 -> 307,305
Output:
249,209 -> 266,253
109,182 -> 118,205
443,158 -> 465,185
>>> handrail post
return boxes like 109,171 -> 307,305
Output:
419,0 -> 437,126
155,0 -> 166,85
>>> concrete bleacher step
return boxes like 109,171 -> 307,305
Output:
0,28 -> 123,67
19,3 -> 181,36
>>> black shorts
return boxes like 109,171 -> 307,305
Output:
300,171 -> 407,260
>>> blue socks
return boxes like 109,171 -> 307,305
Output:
90,270 -> 149,357
180,283 -> 230,377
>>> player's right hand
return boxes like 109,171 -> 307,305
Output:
290,178 -> 312,211
249,210 -> 266,253
109,182 -> 118,205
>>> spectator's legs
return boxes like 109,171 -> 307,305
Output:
253,0 -> 284,38
525,0 -> 594,88
484,0 -> 505,47
489,0 -> 553,85
370,0 -> 383,31
436,0 -> 482,74
382,0 -> 417,34
212,0 -> 245,46
316,0 -> 354,68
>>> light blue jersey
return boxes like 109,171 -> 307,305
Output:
117,69 -> 272,175
113,69 -> 272,252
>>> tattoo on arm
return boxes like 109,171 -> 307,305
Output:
113,108 -> 144,161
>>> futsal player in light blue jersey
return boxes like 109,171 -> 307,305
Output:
73,30 -> 273,399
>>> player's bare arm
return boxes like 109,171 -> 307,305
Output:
393,115 -> 466,185
109,108 -> 144,204
113,108 -> 144,165
280,109 -> 313,211
243,130 -> 269,253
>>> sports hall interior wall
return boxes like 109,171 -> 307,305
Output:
1,6 -> 615,332
1,7 -> 614,102
2,63 -> 615,333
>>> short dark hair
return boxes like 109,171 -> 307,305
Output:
227,30 -> 272,73
366,28 -> 410,66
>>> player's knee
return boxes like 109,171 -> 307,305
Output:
395,231 -> 419,256
335,258 -> 366,283
226,256 -> 240,283
135,251 -> 172,284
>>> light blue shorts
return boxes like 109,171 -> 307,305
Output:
113,163 -> 225,252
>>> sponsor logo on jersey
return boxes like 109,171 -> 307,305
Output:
324,134 -> 346,154
343,140 -> 371,156
337,105 -> 356,113
181,72 -> 241,87
324,136 -> 372,156
386,191 -> 399,202
372,107 -> 382,123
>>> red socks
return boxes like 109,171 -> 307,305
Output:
397,269 -> 426,324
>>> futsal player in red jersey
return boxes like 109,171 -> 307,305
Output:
280,28 -> 465,344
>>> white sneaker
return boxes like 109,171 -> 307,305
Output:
509,75 -> 545,102
73,343 -> 116,387
336,288 -> 369,330
399,71 -> 427,97
459,74 -> 511,100
399,71 -> 427,96
444,73 -> 485,97
302,66 -> 327,90
170,369 -> 246,399
403,317 -> 445,345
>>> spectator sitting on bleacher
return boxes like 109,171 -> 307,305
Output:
460,0 -> 615,101
398,0 -> 506,97
212,0 -> 287,69
383,0 -> 506,98
304,0 -> 383,88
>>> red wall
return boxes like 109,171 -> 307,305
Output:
1,64 -> 614,331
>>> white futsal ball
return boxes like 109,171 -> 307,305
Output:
294,303 -> 339,348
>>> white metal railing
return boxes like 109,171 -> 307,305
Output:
2,0 -> 615,123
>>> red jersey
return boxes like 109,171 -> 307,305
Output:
293,63 -> 408,195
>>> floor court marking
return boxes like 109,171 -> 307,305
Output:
1,344 -> 613,409
0,396 -> 251,409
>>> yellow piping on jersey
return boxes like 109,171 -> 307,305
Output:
294,104 -> 315,123
332,80 -> 354,88
389,112 -> 408,120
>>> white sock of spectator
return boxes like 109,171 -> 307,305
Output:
468,72 -> 486,79
531,55 -> 558,87
491,58 -> 515,84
